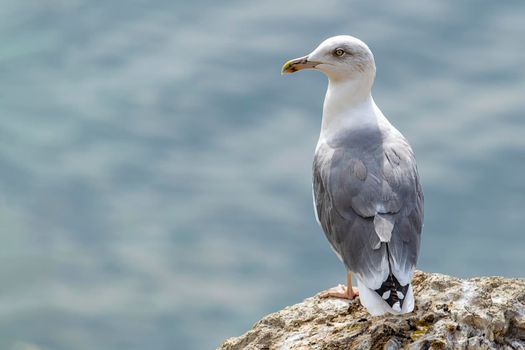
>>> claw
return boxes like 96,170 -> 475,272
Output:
319,272 -> 359,300
320,286 -> 359,300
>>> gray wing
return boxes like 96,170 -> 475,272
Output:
313,128 -> 423,292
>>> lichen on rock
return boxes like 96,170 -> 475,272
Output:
217,271 -> 525,350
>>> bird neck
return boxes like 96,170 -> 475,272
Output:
320,78 -> 383,139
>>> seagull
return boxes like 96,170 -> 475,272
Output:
281,35 -> 424,315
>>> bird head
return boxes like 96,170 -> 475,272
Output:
281,35 -> 376,83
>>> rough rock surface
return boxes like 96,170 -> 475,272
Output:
217,271 -> 525,350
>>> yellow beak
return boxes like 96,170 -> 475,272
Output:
281,56 -> 322,75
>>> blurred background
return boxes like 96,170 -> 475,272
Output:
1,0 -> 524,349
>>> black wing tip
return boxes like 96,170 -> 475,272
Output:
375,243 -> 410,309
374,272 -> 410,308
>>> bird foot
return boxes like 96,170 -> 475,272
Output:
319,284 -> 359,300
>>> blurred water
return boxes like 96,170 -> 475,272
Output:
0,1 -> 524,349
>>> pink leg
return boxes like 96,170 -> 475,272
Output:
320,271 -> 359,300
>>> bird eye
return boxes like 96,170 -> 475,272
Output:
334,48 -> 345,57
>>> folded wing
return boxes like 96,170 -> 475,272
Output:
313,128 -> 423,309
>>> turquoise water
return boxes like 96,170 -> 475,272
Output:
0,1 -> 524,349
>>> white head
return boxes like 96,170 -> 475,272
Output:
282,35 -> 376,89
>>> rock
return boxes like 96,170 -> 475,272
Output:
217,271 -> 525,350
